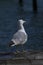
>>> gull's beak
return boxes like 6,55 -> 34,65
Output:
18,19 -> 26,23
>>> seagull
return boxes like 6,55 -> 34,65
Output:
9,19 -> 28,52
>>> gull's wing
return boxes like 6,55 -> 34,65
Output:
11,30 -> 27,45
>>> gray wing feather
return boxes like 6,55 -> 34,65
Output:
11,31 -> 27,45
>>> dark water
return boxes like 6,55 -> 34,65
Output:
0,0 -> 43,53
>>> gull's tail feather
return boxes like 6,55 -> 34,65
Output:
9,41 -> 15,47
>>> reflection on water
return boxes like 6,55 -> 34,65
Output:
0,0 -> 43,52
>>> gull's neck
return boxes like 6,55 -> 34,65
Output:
20,23 -> 25,32
18,22 -> 26,34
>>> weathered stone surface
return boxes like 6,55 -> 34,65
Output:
0,51 -> 43,65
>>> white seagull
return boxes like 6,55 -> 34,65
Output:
9,19 -> 28,51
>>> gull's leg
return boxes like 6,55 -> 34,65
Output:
15,45 -> 20,53
22,44 -> 26,52
22,44 -> 24,52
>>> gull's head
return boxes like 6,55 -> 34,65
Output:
18,19 -> 26,24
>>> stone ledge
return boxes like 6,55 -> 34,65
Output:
0,51 -> 43,60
